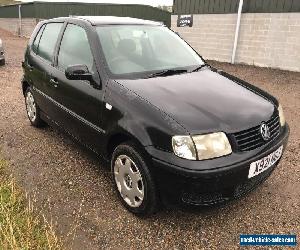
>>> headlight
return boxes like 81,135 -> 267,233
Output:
172,135 -> 196,160
192,132 -> 232,160
278,104 -> 285,126
172,132 -> 232,161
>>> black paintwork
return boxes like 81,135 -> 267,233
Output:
22,16 -> 289,206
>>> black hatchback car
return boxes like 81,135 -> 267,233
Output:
22,16 -> 289,215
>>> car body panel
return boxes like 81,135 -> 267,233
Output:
29,53 -> 59,118
102,79 -> 187,152
48,66 -> 107,154
118,68 -> 275,135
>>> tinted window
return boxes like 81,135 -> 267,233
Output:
32,25 -> 45,54
37,23 -> 63,62
58,24 -> 93,71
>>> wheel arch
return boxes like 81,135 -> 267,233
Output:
106,131 -> 148,160
22,79 -> 30,96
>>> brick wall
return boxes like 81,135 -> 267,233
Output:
172,13 -> 300,72
0,18 -> 37,37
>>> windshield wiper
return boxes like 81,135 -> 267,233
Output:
190,64 -> 209,72
145,69 -> 188,78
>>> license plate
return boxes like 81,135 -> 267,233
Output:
248,146 -> 283,179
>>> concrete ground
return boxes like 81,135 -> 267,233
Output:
0,28 -> 299,249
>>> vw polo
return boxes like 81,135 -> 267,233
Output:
22,16 -> 289,215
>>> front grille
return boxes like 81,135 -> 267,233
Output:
233,114 -> 280,151
182,191 -> 227,205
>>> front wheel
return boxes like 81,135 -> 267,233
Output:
24,87 -> 45,127
111,142 -> 159,215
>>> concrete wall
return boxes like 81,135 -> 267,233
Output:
172,13 -> 300,72
0,18 -> 37,37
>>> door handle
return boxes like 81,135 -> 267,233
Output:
28,64 -> 34,71
50,78 -> 59,88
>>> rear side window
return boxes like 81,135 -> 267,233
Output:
57,24 -> 94,71
37,23 -> 63,62
32,25 -> 45,54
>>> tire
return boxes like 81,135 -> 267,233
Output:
0,59 -> 5,66
24,87 -> 45,127
111,141 -> 159,216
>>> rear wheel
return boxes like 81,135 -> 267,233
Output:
111,142 -> 158,215
25,87 -> 45,127
0,59 -> 5,66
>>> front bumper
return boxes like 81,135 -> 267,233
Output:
146,124 -> 289,206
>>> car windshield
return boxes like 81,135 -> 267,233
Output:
96,25 -> 204,78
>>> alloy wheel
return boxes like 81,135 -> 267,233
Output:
25,91 -> 37,122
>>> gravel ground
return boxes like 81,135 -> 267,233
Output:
0,28 -> 299,249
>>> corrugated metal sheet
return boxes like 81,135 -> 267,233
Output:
174,0 -> 300,14
243,0 -> 300,13
0,2 -> 171,27
21,3 -> 36,18
0,4 -> 19,18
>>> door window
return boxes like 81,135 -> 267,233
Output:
37,23 -> 63,62
32,24 -> 45,54
57,24 -> 94,72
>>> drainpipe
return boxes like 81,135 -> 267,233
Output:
18,5 -> 22,37
231,0 -> 244,64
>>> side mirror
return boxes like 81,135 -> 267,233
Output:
65,64 -> 93,81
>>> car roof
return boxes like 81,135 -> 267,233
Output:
49,16 -> 163,26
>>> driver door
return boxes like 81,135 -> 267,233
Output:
50,23 -> 106,153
